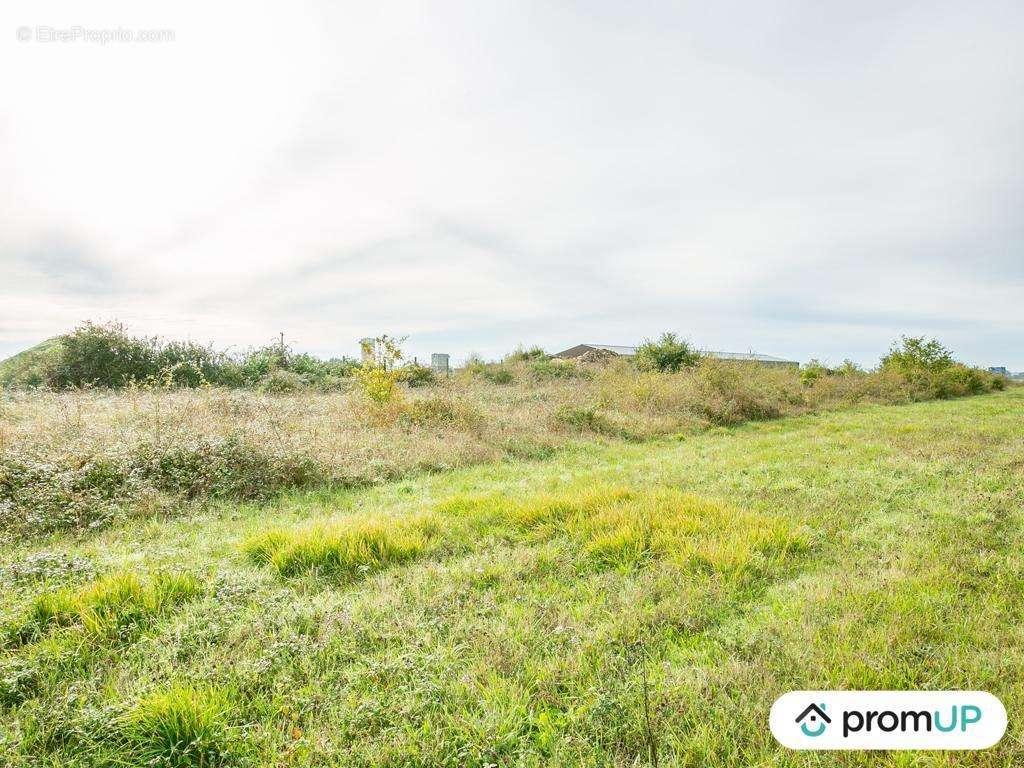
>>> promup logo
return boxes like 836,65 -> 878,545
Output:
795,703 -> 830,737
771,691 -> 1006,750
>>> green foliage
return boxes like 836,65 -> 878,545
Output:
554,404 -> 616,437
360,334 -> 405,371
483,367 -> 515,385
462,353 -> 487,375
0,338 -> 62,388
529,358 -> 588,380
880,336 -> 954,374
800,359 -> 832,387
353,365 -> 401,406
138,436 -> 321,501
505,345 -> 548,363
403,396 -> 486,432
46,322 -> 216,389
399,364 -> 437,388
2,322 -> 358,391
836,359 -> 863,375
256,369 -> 307,394
1,437 -> 322,537
879,336 -> 1001,399
692,360 -> 782,424
634,332 -> 701,373
211,343 -> 356,390
353,335 -> 406,409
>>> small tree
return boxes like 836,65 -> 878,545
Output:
880,337 -> 954,374
353,335 -> 406,406
800,359 -> 831,387
634,333 -> 701,373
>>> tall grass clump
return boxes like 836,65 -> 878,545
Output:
244,515 -> 439,580
7,571 -> 202,646
434,484 -> 808,577
121,684 -> 238,768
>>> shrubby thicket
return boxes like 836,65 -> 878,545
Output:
0,325 -> 1009,539
8,322 -> 358,392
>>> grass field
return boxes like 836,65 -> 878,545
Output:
1,389 -> 1022,766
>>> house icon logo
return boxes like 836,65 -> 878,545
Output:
795,703 -> 831,737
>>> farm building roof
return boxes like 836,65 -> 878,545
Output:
553,344 -> 798,366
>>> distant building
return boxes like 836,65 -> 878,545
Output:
552,344 -> 799,368
988,366 -> 1009,375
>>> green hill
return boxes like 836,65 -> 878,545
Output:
0,337 -> 61,388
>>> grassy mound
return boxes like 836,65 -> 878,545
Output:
0,338 -> 61,388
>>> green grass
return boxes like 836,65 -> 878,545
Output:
0,338 -> 60,388
0,390 -> 1022,766
244,515 -> 437,579
7,571 -> 202,647
121,684 -> 238,768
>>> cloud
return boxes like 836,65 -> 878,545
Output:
0,0 -> 1022,368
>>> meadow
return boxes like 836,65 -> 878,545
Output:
0,387 -> 1020,766
0,329 -> 1017,765
0,346 -> 1001,541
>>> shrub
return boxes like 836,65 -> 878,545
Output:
878,337 -> 999,400
49,321 -> 161,388
933,363 -> 989,398
529,358 -> 588,380
138,436 -> 320,501
399,364 -> 436,388
505,345 -> 548,363
257,369 -> 307,394
403,396 -> 486,432
4,321 -> 359,391
634,332 -> 701,372
353,335 -> 405,410
462,353 -> 487,376
880,336 -> 954,374
0,437 -> 323,537
692,360 -> 782,424
836,359 -> 863,376
800,359 -> 832,387
483,367 -> 514,385
554,404 -> 615,436
353,364 -> 401,407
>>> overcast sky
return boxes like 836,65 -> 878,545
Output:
2,1 -> 1022,368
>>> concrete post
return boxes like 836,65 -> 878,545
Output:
431,353 -> 450,375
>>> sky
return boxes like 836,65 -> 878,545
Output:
1,0 -> 1022,368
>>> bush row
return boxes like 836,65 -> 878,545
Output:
9,322 -> 359,391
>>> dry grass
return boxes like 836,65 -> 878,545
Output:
0,359 -> 1000,538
